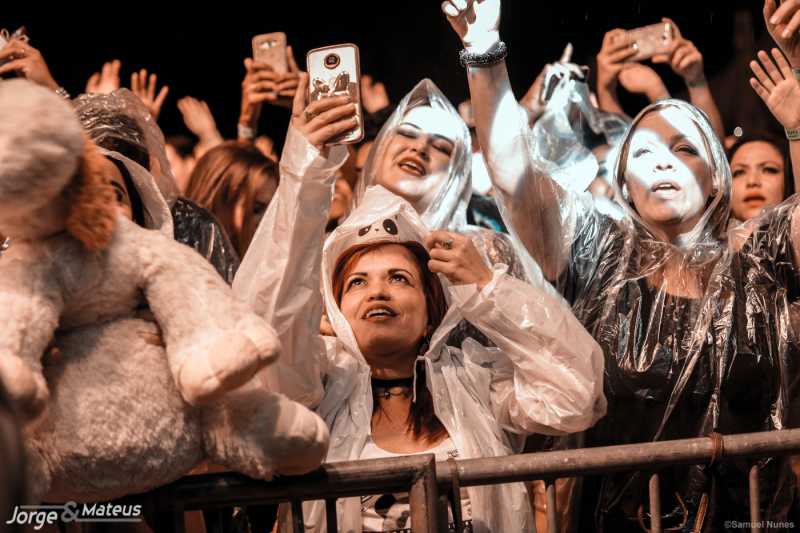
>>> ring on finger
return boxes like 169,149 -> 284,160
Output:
304,110 -> 316,122
439,238 -> 454,250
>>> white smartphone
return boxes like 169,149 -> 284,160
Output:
306,43 -> 364,145
252,32 -> 288,74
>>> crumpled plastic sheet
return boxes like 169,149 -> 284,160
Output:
171,197 -> 240,284
74,89 -> 178,206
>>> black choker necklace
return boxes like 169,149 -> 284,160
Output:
371,376 -> 414,399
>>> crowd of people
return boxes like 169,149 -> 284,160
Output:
3,0 -> 800,532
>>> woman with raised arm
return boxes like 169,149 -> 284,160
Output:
444,0 -> 800,530
234,73 -> 606,532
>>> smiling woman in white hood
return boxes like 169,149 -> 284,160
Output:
234,74 -> 606,532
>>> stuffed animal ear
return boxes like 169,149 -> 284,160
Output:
65,136 -> 117,252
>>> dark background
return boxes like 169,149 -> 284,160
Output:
2,1 -> 781,146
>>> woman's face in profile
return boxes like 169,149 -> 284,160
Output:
623,108 -> 714,239
376,106 -> 458,214
100,156 -> 134,221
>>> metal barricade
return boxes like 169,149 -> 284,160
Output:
150,428 -> 800,532
150,454 -> 438,533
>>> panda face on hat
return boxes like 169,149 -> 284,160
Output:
358,217 -> 398,238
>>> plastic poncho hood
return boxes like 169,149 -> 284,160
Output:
321,185 -> 455,359
75,89 -> 178,206
612,99 -> 731,260
356,79 -> 472,231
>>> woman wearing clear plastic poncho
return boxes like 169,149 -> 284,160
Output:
74,89 -> 240,282
352,78 -> 532,349
355,78 -> 527,279
234,73 -> 606,532
444,0 -> 800,530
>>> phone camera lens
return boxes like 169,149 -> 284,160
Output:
324,53 -> 340,69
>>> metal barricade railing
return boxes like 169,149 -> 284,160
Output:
149,428 -> 800,533
150,454 -> 438,533
435,428 -> 800,533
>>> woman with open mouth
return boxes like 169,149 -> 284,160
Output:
233,73 -> 606,532
354,79 -> 528,283
727,132 -> 795,224
444,0 -> 800,530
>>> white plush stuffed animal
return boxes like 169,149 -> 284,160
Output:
0,79 -> 328,501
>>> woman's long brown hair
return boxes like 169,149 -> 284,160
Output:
332,241 -> 449,443
184,141 -> 278,257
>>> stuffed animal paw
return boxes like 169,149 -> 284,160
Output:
0,353 -> 49,419
174,315 -> 280,405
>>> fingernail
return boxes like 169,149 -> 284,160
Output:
771,16 -> 779,24
784,29 -> 792,38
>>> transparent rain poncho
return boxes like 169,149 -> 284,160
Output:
73,90 -> 239,282
489,96 -> 800,530
355,79 -> 526,280
234,125 -> 606,532
531,62 -> 629,194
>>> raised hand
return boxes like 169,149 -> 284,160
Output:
441,0 -> 501,51
290,73 -> 359,151
750,48 -> 800,129
765,0 -> 800,67
360,74 -> 389,114
425,231 -> 493,289
239,59 -> 279,129
652,18 -> 705,86
178,97 -> 219,140
177,97 -> 222,155
86,59 -> 121,94
131,68 -> 169,120
596,29 -> 636,91
0,39 -> 58,90
273,45 -> 301,108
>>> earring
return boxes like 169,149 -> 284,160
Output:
621,183 -> 629,200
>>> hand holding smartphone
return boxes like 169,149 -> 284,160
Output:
0,27 -> 28,79
306,43 -> 363,145
252,32 -> 288,73
621,22 -> 675,62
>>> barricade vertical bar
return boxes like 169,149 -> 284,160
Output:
749,464 -> 762,533
291,499 -> 305,533
448,458 -> 464,532
649,473 -> 662,533
409,455 -> 438,533
325,498 -> 338,532
545,479 -> 559,533
171,505 -> 186,533
438,493 -> 451,532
